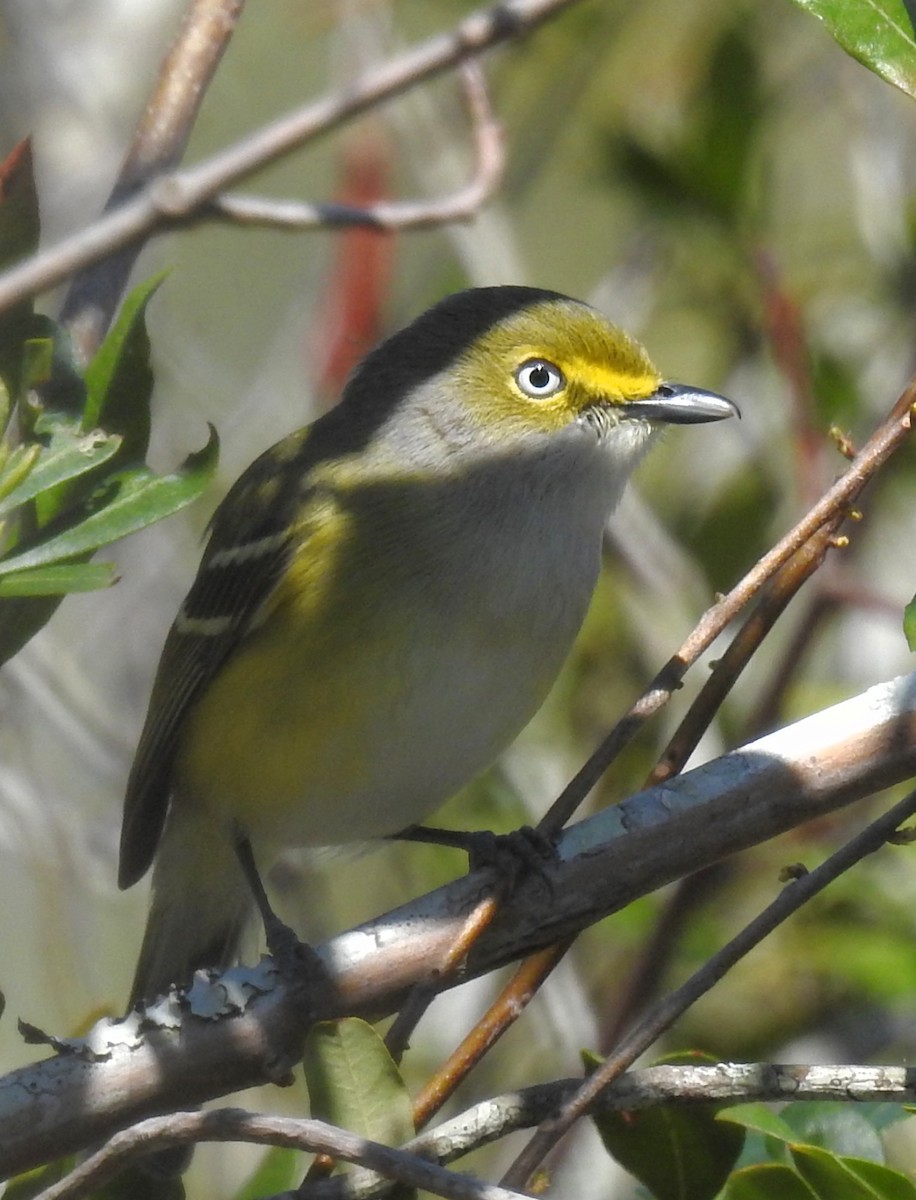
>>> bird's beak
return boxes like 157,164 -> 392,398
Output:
622,382 -> 740,425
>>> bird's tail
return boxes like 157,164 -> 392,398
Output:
128,803 -> 252,1009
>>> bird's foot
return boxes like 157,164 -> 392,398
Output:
392,823 -> 558,896
234,828 -> 331,1003
263,911 -> 330,994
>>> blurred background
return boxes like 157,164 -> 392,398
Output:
0,0 -> 915,1195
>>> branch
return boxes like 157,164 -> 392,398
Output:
211,62 -> 503,231
394,1064 -> 916,1200
0,0 -> 579,319
35,1108 -> 527,1200
541,380 -> 915,834
42,1062 -> 916,1200
409,382 -> 915,1125
60,0 -> 247,360
502,778 -> 916,1188
1,671 -> 915,1178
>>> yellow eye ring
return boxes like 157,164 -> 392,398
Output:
515,358 -> 565,399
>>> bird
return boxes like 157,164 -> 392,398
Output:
119,285 -> 737,1007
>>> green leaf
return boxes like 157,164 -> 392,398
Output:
235,1145 -> 302,1200
0,426 -> 218,576
0,443 -> 42,507
0,562 -> 116,597
17,319 -> 87,434
838,1158 -> 916,1200
791,1145 -> 916,1199
788,0 -> 916,100
2,1157 -> 76,1200
904,596 -> 916,651
20,337 -> 54,393
781,1103 -> 885,1162
83,272 -> 166,462
303,1018 -> 414,1170
724,1162 -> 818,1200
0,423 -> 121,520
719,1104 -> 810,1144
588,1050 -> 745,1200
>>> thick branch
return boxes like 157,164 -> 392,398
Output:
1,672 -> 914,1178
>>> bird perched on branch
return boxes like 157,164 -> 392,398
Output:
119,285 -> 737,1007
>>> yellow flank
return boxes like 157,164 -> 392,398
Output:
175,490 -> 382,835
174,454 -> 591,847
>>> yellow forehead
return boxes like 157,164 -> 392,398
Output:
470,299 -> 662,404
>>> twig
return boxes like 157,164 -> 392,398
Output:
32,1107 -> 527,1200
298,1060 -> 916,1199
649,521 -> 842,785
501,784 -> 916,1189
598,527 -> 848,1041
39,1058 -> 916,1200
539,379 -> 915,836
404,383 -> 915,1126
211,61 -> 503,231
410,939 -> 573,1132
2,672 -> 915,1177
0,0 -> 580,319
60,0 -> 247,360
386,890 -> 502,1064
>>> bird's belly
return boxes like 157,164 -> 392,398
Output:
176,587 -> 588,847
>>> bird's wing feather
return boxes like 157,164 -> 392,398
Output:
118,430 -> 312,889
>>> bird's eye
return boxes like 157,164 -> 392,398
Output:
515,359 -> 565,399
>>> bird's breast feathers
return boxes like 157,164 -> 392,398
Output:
175,444 -> 610,846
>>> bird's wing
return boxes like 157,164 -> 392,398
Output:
118,430 -> 310,889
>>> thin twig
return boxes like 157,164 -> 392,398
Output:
60,0 -> 247,360
0,0 -> 580,319
597,514 -> 848,1042
386,892 -> 502,1064
649,521 -> 842,786
211,61 -> 503,231
539,380 -> 915,836
40,1057 -> 916,1200
410,939 -> 573,1132
32,1107 -> 527,1200
501,785 -> 916,1189
404,384 -> 915,1128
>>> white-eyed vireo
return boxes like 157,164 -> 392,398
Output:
119,285 -> 737,1006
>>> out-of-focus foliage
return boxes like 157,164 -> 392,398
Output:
0,1 -> 915,1197
589,1050 -> 746,1200
0,142 -> 218,663
719,1101 -> 916,1199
